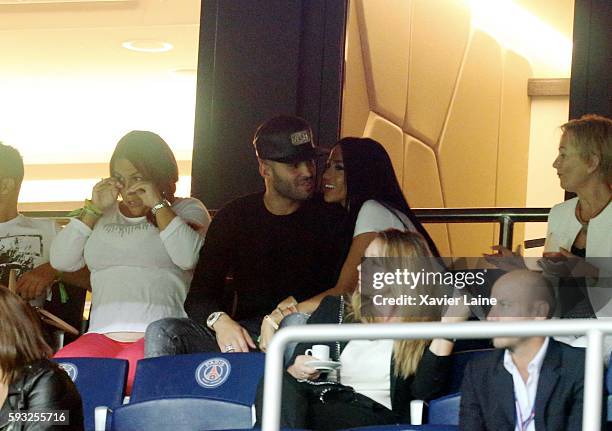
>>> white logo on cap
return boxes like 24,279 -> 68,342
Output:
290,130 -> 311,146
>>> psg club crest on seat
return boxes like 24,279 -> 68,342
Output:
58,362 -> 79,382
195,357 -> 232,388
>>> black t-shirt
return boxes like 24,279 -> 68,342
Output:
185,193 -> 346,323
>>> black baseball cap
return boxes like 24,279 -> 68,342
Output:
253,115 -> 325,163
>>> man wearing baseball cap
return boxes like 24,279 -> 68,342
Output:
145,115 -> 344,355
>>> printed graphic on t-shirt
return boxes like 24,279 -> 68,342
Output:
0,234 -> 43,285
103,221 -> 151,238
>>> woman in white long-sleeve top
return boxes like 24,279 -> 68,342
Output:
51,130 -> 210,391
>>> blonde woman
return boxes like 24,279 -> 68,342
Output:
257,230 -> 455,430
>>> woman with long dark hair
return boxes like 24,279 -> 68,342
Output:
259,137 -> 440,350
51,131 -> 211,390
325,137 -> 440,256
0,286 -> 83,430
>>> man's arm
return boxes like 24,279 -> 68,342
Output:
296,232 -> 377,314
183,208 -> 256,352
184,213 -> 232,323
459,361 -> 487,431
60,267 -> 91,291
15,264 -> 91,300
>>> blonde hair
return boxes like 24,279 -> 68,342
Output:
347,229 -> 441,379
560,114 -> 612,184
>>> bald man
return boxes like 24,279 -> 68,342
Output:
459,270 -> 596,431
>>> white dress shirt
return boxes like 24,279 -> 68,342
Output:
503,337 -> 550,431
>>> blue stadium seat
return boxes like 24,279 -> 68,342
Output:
427,393 -> 461,426
341,425 -> 458,430
212,429 -> 307,431
53,357 -> 128,431
109,397 -> 253,431
106,353 -> 266,430
130,352 -> 265,404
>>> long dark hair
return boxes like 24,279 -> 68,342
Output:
0,287 -> 52,385
110,130 -> 179,226
338,137 -> 440,257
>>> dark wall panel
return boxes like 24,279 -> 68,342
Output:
191,0 -> 347,209
566,0 -> 611,200
569,0 -> 612,120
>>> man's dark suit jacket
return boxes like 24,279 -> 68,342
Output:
459,338 -> 588,431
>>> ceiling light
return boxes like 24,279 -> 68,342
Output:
122,40 -> 173,53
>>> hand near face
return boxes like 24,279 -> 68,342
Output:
92,178 -> 121,211
125,181 -> 162,208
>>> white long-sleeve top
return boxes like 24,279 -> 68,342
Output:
50,197 -> 210,334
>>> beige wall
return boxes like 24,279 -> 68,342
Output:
341,0 -> 574,257
523,97 -> 570,256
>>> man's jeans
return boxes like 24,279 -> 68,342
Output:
144,313 -> 310,360
144,317 -> 258,357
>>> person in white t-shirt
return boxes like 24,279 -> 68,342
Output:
50,131 -> 211,391
258,137 -> 440,350
0,143 -> 89,306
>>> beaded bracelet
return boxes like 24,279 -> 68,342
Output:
84,199 -> 103,216
67,199 -> 103,218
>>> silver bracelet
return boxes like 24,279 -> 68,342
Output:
151,199 -> 171,216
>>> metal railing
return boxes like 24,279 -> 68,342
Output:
262,319 -> 611,431
413,207 -> 550,249
23,207 -> 551,250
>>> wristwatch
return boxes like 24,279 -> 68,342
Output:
206,311 -> 226,330
151,199 -> 171,216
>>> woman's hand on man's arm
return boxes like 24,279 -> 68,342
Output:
257,297 -> 299,352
